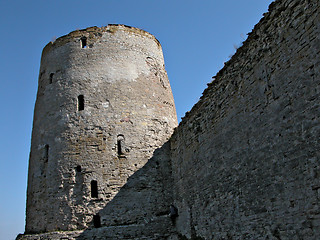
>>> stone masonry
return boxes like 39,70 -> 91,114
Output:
170,0 -> 320,238
24,24 -> 177,235
19,0 -> 320,239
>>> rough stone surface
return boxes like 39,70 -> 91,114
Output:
20,0 -> 320,239
25,24 -> 177,234
170,0 -> 320,239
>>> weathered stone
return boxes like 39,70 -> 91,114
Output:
24,24 -> 177,235
20,0 -> 320,239
170,0 -> 320,239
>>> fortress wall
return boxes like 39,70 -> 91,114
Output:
84,142 -> 176,239
170,0 -> 320,238
25,24 -> 177,233
19,143 -> 177,239
19,0 -> 320,239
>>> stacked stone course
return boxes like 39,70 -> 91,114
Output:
19,0 -> 320,239
171,0 -> 320,238
23,24 -> 177,237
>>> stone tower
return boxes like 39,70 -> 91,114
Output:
25,24 -> 177,233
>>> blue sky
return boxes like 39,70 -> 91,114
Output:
0,1 -> 273,239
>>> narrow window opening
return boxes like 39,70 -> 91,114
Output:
81,37 -> 87,49
169,205 -> 179,226
91,180 -> 98,198
117,140 -> 122,155
49,73 -> 54,84
93,214 -> 101,228
117,135 -> 125,156
78,95 -> 84,111
44,144 -> 49,162
76,165 -> 81,172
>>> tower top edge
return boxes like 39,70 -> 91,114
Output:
43,24 -> 162,53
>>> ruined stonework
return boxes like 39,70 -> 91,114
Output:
24,24 -> 177,235
19,0 -> 320,239
170,0 -> 320,239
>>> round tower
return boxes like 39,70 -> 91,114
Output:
26,25 -> 177,233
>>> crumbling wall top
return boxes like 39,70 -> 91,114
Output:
176,0 -> 297,126
42,24 -> 161,55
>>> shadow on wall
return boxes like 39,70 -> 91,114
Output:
76,142 -> 178,239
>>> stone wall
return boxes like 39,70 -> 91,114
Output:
25,24 -> 177,234
19,144 -> 177,239
170,0 -> 320,239
20,0 -> 320,239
